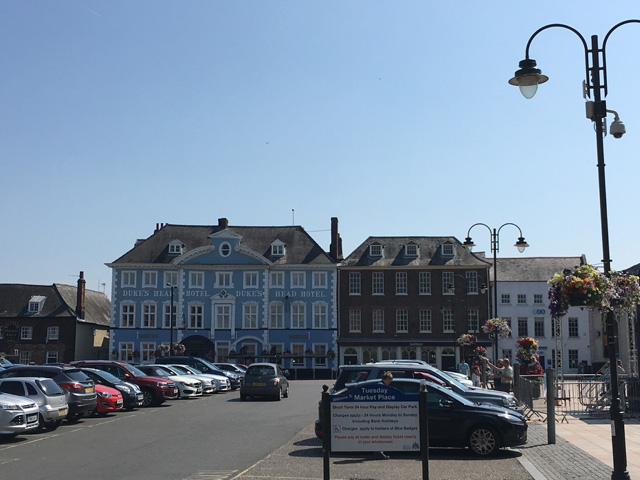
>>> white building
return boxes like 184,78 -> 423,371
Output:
493,256 -> 605,374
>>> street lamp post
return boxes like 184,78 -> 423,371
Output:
167,283 -> 177,355
463,223 -> 529,362
508,20 -> 639,480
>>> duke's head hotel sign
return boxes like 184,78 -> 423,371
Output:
330,384 -> 420,452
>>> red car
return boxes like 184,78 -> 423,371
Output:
95,384 -> 124,415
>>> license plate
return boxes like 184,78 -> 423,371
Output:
59,408 -> 67,416
116,399 -> 123,406
253,382 -> 266,386
136,394 -> 143,401
85,387 -> 93,393
27,415 -> 38,423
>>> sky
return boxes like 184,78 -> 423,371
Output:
1,1 -> 640,298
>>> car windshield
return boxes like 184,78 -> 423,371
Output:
124,364 -> 147,377
87,369 -> 121,384
161,366 -> 180,375
65,370 -> 91,383
169,365 -> 191,374
436,370 -> 467,390
151,366 -> 172,376
246,366 -> 275,377
36,379 -> 64,396
195,359 -> 226,375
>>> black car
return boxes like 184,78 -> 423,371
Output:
0,365 -> 97,420
316,378 -> 527,456
79,368 -> 143,410
335,362 -> 523,413
156,356 -> 241,390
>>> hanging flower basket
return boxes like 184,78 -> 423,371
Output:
457,334 -> 476,346
482,318 -> 511,339
173,343 -> 186,355
474,346 -> 487,357
548,264 -> 640,318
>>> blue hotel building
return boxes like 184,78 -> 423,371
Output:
107,218 -> 342,378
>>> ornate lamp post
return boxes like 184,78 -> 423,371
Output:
508,20 -> 639,480
463,223 -> 529,362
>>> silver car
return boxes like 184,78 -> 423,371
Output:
0,393 -> 39,436
0,377 -> 68,430
240,363 -> 289,401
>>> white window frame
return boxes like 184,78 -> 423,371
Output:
21,326 -> 33,340
501,294 -> 511,304
442,309 -> 455,333
372,309 -> 385,332
291,272 -> 306,289
189,303 -> 204,329
143,271 -> 157,288
372,272 -> 384,295
349,309 -> 362,333
396,309 -> 408,333
216,272 -> 233,288
291,343 -> 305,367
244,272 -> 259,289
405,244 -> 418,256
291,302 -> 306,329
168,242 -> 182,255
28,302 -> 40,313
271,243 -> 285,256
313,302 -> 328,329
442,272 -> 454,295
19,351 -> 31,364
141,342 -> 156,363
190,271 -> 205,289
419,272 -> 431,295
164,271 -> 178,288
270,271 -> 284,288
46,351 -> 59,364
442,244 -> 454,256
119,342 -> 134,362
220,242 -> 231,257
518,317 -> 528,337
370,244 -> 382,256
534,317 -> 545,337
419,309 -> 432,333
142,302 -> 157,328
122,271 -> 136,288
466,271 -> 478,294
568,317 -> 579,337
47,326 -> 59,340
120,302 -> 135,328
534,294 -> 543,304
312,272 -> 327,289
243,302 -> 258,329
396,272 -> 407,295
215,304 -> 232,329
270,302 -> 284,329
349,272 -> 361,295
517,294 -> 527,304
163,302 -> 177,328
467,309 -> 479,333
313,344 -> 327,366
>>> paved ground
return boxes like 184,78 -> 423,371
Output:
229,416 -> 640,480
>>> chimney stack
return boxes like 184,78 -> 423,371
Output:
329,217 -> 343,262
76,271 -> 86,320
218,218 -> 229,229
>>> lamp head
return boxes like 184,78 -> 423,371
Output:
509,58 -> 548,99
462,237 -> 475,250
514,237 -> 529,253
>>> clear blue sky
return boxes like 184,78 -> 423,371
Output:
1,1 -> 639,297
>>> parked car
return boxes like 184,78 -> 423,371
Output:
0,357 -> 16,368
0,365 -> 97,420
167,364 -> 230,392
333,362 -> 522,413
0,393 -> 40,436
316,378 -> 527,456
240,363 -> 289,401
95,384 -> 124,415
156,356 -> 241,389
69,361 -> 178,407
156,364 -> 215,394
0,377 -> 68,430
136,365 -> 203,398
213,363 -> 246,380
79,368 -> 143,410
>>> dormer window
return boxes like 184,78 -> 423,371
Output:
271,240 -> 286,257
369,244 -> 382,257
28,296 -> 46,313
168,241 -> 183,255
405,244 -> 418,256
442,244 -> 454,256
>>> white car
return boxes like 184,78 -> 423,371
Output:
0,393 -> 40,436
168,364 -> 231,392
160,365 -> 216,394
0,377 -> 68,430
137,365 -> 203,398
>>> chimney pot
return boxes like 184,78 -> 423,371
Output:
218,218 -> 229,229
76,271 -> 86,320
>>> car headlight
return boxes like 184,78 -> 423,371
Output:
119,385 -> 132,394
98,391 -> 112,398
0,404 -> 22,411
501,412 -> 525,424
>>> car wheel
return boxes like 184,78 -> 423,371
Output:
282,385 -> 289,398
240,394 -> 247,401
275,387 -> 282,401
36,414 -> 46,432
142,388 -> 156,407
468,425 -> 500,456
47,419 -> 63,430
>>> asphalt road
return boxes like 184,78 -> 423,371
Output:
0,379 -> 533,480
0,380 -> 323,480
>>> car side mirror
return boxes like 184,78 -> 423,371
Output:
284,370 -> 290,378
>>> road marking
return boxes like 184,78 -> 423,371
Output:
184,471 -> 237,479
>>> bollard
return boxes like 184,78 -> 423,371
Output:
321,385 -> 331,480
419,380 -> 429,480
546,368 -> 556,444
